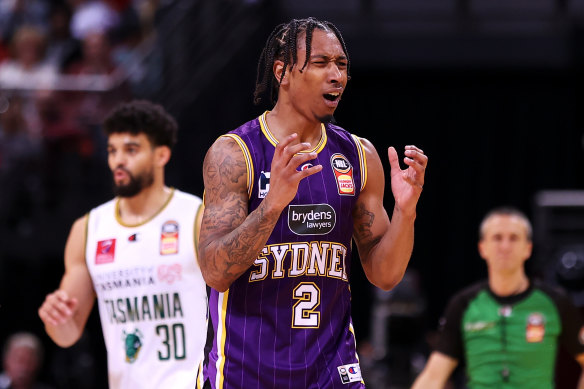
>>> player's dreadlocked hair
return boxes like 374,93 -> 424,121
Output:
253,17 -> 350,106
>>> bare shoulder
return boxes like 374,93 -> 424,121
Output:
71,214 -> 88,234
64,215 -> 88,263
200,136 -> 250,244
352,136 -> 389,261
203,136 -> 248,196
61,214 -> 96,312
353,136 -> 378,157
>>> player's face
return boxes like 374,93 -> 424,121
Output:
107,132 -> 155,197
287,29 -> 348,122
478,215 -> 532,274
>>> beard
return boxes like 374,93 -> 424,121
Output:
112,167 -> 154,198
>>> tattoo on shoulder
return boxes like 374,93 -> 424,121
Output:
204,138 -> 247,199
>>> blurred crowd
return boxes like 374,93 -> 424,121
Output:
0,0 -> 162,223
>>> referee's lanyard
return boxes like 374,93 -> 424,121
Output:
499,305 -> 512,382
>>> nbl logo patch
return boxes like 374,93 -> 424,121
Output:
526,312 -> 545,343
330,153 -> 355,196
160,220 -> 179,255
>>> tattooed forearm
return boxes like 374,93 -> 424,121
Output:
353,202 -> 381,263
198,136 -> 282,291
220,201 -> 279,265
202,199 -> 281,289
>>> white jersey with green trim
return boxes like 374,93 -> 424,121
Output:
85,188 -> 207,389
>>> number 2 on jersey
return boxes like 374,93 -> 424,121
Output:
292,282 -> 321,328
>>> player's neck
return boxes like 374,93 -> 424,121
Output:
488,270 -> 529,297
267,106 -> 323,146
117,184 -> 171,225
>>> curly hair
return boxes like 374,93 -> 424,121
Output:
103,100 -> 178,149
253,17 -> 350,107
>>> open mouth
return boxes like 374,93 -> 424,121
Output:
323,92 -> 341,102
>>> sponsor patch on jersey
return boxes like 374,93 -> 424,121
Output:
160,220 -> 179,255
337,363 -> 362,384
258,171 -> 270,198
526,312 -> 545,343
95,239 -> 116,264
330,153 -> 355,196
158,263 -> 182,284
300,162 -> 313,171
288,204 -> 336,235
464,321 -> 496,332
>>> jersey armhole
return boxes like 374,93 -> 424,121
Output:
194,201 -> 204,257
83,212 -> 90,266
351,134 -> 368,191
220,134 -> 254,198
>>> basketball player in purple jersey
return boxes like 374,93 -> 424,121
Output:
199,17 -> 428,388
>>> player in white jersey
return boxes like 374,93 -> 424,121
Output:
38,100 -> 208,389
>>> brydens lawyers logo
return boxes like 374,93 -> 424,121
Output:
95,239 -> 116,264
330,153 -> 355,196
288,204 -> 336,235
258,171 -> 270,198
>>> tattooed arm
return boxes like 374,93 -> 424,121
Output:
352,138 -> 427,291
198,133 -> 322,292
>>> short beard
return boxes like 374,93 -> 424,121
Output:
112,168 -> 154,198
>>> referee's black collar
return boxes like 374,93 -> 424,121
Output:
486,278 -> 535,306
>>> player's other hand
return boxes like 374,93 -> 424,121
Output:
388,145 -> 427,214
38,290 -> 78,327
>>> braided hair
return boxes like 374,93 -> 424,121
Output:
253,17 -> 350,107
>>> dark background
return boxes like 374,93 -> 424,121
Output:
1,0 -> 584,388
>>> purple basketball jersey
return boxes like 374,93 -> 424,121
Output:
207,112 -> 367,388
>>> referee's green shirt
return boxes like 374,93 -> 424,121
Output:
434,280 -> 584,389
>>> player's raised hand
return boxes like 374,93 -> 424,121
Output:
265,133 -> 322,210
388,145 -> 427,215
38,290 -> 78,327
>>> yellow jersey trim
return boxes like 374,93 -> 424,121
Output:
83,213 -> 89,264
194,202 -> 204,257
221,134 -> 254,198
114,187 -> 175,227
216,290 -> 229,389
348,322 -> 365,384
259,111 -> 328,153
351,134 -> 367,191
